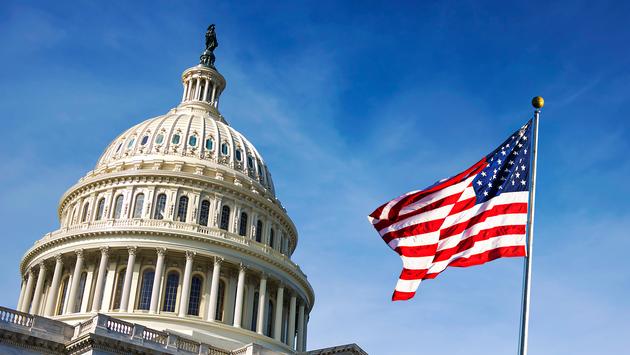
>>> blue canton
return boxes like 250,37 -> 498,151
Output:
472,120 -> 533,204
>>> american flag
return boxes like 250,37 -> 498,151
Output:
368,120 -> 533,301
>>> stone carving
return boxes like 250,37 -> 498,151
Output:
200,24 -> 218,68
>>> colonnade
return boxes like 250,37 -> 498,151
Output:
182,73 -> 220,108
17,247 -> 309,351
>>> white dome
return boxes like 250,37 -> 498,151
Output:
96,108 -> 276,197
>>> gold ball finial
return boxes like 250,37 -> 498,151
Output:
532,96 -> 544,109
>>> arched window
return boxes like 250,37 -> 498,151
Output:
133,193 -> 144,218
219,205 -> 230,231
73,272 -> 87,313
112,268 -> 126,310
255,220 -> 263,243
162,271 -> 180,312
113,195 -> 124,219
81,203 -> 90,222
153,193 -> 167,220
266,299 -> 274,337
140,135 -> 149,145
56,276 -> 69,315
176,196 -> 188,222
238,212 -> 248,236
205,138 -> 214,150
251,291 -> 259,331
221,142 -> 229,156
171,134 -> 181,145
70,208 -> 77,225
187,275 -> 203,316
188,135 -> 198,147
137,269 -> 154,310
95,198 -> 106,221
235,149 -> 243,162
155,133 -> 164,145
215,280 -> 226,321
199,200 -> 210,226
269,228 -> 275,248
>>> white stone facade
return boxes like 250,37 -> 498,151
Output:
15,51 -> 314,354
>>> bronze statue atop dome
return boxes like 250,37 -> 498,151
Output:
200,24 -> 218,68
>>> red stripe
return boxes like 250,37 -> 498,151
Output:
399,268 -> 430,280
439,203 -> 528,240
380,158 -> 487,222
373,193 -> 462,231
448,196 -> 476,216
396,244 -> 438,257
392,290 -> 415,301
433,225 -> 526,262
448,245 -> 526,267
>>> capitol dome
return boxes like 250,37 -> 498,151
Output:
14,25 -> 313,354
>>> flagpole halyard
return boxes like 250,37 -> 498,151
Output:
518,96 -> 543,355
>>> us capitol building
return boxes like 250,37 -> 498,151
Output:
0,25 -> 366,355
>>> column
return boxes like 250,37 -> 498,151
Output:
44,254 -> 64,316
194,78 -> 201,100
30,262 -> 47,314
20,270 -> 35,312
274,284 -> 284,341
182,81 -> 188,101
297,302 -> 305,351
16,279 -> 26,311
210,85 -> 217,104
207,257 -> 222,321
202,79 -> 210,101
178,251 -> 195,317
256,274 -> 267,334
66,250 -> 84,313
91,247 -> 109,312
119,247 -> 137,311
233,264 -> 246,327
303,314 -> 308,351
149,248 -> 166,314
288,295 -> 297,348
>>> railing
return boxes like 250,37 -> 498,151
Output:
0,306 -> 33,328
106,317 -> 133,336
177,337 -> 200,353
142,328 -> 168,345
78,317 -> 95,335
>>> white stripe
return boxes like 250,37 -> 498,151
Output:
395,278 -> 422,293
400,255 -> 435,270
388,231 -> 440,249
437,213 -> 527,251
441,191 -> 529,229
379,189 -> 422,220
397,178 -> 473,217
427,234 -> 525,274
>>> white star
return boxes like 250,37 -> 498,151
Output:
481,171 -> 487,177
512,180 -> 516,185
477,180 -> 483,186
499,185 -> 503,190
493,169 -> 498,174
524,149 -> 528,154
492,174 -> 496,180
509,160 -> 514,165
483,191 -> 489,196
523,136 -> 528,140
515,172 -> 521,178
501,150 -> 507,156
487,182 -> 493,188
521,165 -> 526,171
518,143 -> 523,148
521,180 -> 526,185
497,159 -> 502,164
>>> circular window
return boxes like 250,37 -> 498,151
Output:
221,143 -> 229,156
188,135 -> 197,147
172,134 -> 181,145
205,138 -> 214,150
140,135 -> 149,146
155,134 -> 164,145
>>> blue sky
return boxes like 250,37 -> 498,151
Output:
1,1 -> 629,354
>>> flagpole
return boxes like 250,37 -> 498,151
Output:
518,96 -> 543,355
